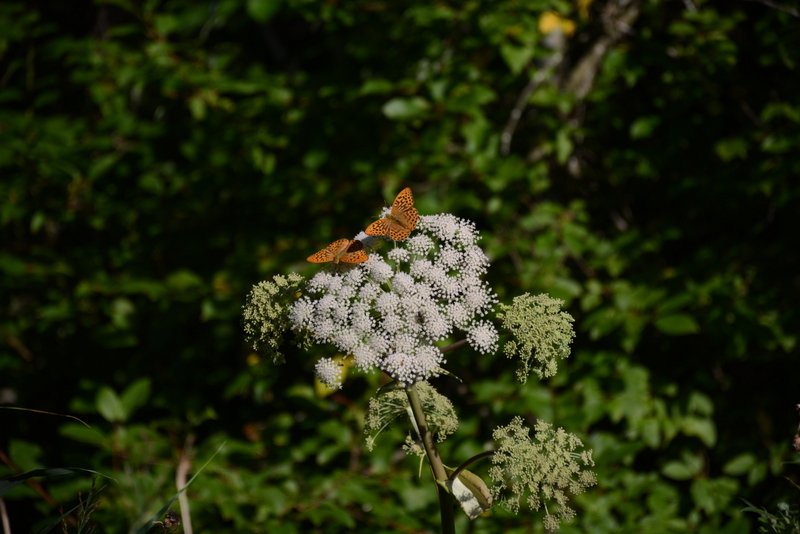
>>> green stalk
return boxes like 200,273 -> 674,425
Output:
406,383 -> 455,534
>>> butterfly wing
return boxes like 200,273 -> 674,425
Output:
339,240 -> 368,263
365,187 -> 419,241
307,239 -> 351,263
365,217 -> 395,238
389,187 -> 419,239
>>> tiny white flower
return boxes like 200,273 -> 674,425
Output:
409,259 -> 434,280
314,318 -> 337,342
462,283 -> 494,314
317,294 -> 338,312
387,247 -> 410,263
351,310 -> 374,334
376,292 -> 401,314
407,234 -> 434,255
307,271 -> 332,293
315,357 -> 343,389
392,272 -> 416,295
467,320 -> 499,354
290,298 -> 315,329
367,333 -> 390,355
383,352 -> 416,384
438,246 -> 462,269
345,267 -> 365,285
360,282 -> 382,303
366,256 -> 393,282
334,330 -> 361,353
381,313 -> 404,334
437,276 -> 463,299
446,302 -> 471,329
353,344 -> 379,369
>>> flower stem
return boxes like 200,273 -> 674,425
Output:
449,450 -> 494,481
440,338 -> 468,354
406,383 -> 455,534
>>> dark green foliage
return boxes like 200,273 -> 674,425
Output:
1,0 -> 797,531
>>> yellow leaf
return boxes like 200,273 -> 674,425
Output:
538,11 -> 576,37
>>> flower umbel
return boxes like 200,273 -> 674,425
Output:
489,417 -> 596,531
242,274 -> 306,363
496,293 -> 575,382
365,381 -> 458,451
290,214 -> 497,385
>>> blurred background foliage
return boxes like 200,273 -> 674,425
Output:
1,0 -> 798,531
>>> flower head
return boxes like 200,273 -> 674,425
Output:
489,417 -> 596,531
315,357 -> 344,390
289,213 -> 497,385
364,382 -> 458,451
242,274 -> 306,363
496,293 -> 575,382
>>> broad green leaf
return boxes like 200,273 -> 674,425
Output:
723,453 -> 756,476
690,478 -> 739,514
8,440 -> 41,471
96,387 -> 126,423
247,0 -> 282,22
60,423 -> 107,447
382,97 -> 430,120
654,314 -> 699,335
681,417 -> 717,447
500,44 -> 533,75
120,378 -> 151,418
630,116 -> 660,139
555,129 -> 573,164
662,452 -> 703,480
359,79 -> 395,95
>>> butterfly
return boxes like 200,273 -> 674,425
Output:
307,239 -> 368,264
365,187 -> 419,241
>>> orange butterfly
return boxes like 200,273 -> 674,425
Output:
307,239 -> 368,264
365,187 -> 419,241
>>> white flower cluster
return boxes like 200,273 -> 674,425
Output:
291,214 -> 498,386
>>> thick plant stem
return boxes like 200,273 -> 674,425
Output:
406,383 -> 455,534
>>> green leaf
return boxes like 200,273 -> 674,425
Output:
60,423 -> 107,447
247,0 -> 282,22
359,79 -> 395,95
723,453 -> 756,476
662,452 -> 703,480
382,97 -> 430,120
500,44 -> 533,75
120,378 -> 151,418
654,314 -> 699,335
8,440 -> 41,471
96,387 -> 126,423
630,116 -> 660,139
555,129 -> 573,164
681,417 -> 717,447
690,478 -> 739,514
166,270 -> 203,292
714,137 -> 748,161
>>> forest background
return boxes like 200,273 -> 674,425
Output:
1,0 -> 798,532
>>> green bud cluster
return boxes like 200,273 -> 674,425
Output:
242,273 -> 305,363
489,417 -> 596,531
365,382 -> 458,452
496,293 -> 575,382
